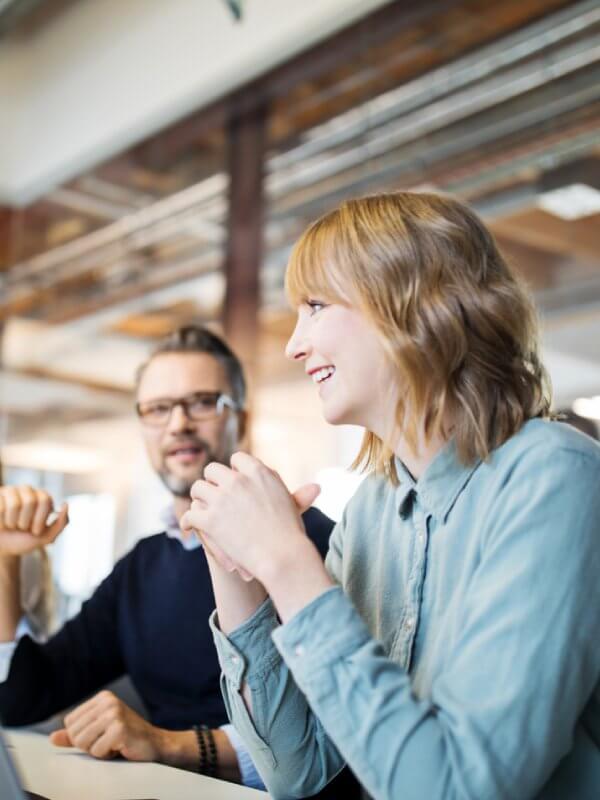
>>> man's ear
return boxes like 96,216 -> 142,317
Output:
236,410 -> 249,443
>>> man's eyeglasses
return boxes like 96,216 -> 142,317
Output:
136,392 -> 237,426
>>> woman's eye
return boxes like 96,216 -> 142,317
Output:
307,300 -> 326,315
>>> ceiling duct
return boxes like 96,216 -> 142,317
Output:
0,0 -> 49,36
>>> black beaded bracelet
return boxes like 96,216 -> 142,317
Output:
193,724 -> 208,774
201,725 -> 218,777
193,724 -> 217,777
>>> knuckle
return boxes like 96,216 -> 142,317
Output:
37,496 -> 52,514
19,486 -> 35,503
4,490 -> 20,510
98,690 -> 114,705
70,732 -> 84,749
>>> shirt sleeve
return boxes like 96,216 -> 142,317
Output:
220,723 -> 265,790
210,592 -> 347,799
213,445 -> 600,800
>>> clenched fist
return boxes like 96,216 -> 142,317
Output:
50,691 -> 165,762
0,486 -> 69,557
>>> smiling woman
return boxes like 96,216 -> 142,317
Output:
183,191 -> 600,800
285,192 -> 551,477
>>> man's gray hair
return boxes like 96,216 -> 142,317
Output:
135,325 -> 246,409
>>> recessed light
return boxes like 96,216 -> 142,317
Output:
537,184 -> 600,220
572,396 -> 600,421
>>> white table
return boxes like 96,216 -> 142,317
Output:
5,730 -> 268,800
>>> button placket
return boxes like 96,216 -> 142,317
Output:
403,505 -> 428,665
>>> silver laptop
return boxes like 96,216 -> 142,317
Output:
0,730 -> 51,800
1,728 -> 160,800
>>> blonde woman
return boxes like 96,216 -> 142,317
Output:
182,193 -> 600,800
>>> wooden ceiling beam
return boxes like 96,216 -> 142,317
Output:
490,210 -> 600,265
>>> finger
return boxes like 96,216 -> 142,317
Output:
63,696 -> 97,727
43,503 -> 69,542
65,710 -> 115,754
199,531 -> 239,573
236,565 -> 256,582
229,451 -> 267,475
63,706 -> 107,747
180,508 -> 203,536
16,487 -> 37,532
179,513 -> 193,536
203,462 -> 235,486
49,729 -> 73,748
63,690 -> 111,729
30,492 -> 54,536
3,487 -> 21,529
0,492 -> 5,528
89,721 -> 123,760
189,479 -> 219,503
292,483 -> 321,514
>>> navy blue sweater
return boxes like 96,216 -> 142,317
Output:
0,507 -> 334,730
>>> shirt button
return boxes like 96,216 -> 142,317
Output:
294,644 -> 305,657
231,655 -> 239,665
404,617 -> 414,632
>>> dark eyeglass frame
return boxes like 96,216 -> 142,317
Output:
135,391 -> 238,426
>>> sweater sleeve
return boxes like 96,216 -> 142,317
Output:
300,507 -> 334,559
0,551 -> 129,726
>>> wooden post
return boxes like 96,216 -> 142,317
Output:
223,105 -> 267,385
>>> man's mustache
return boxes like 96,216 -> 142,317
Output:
162,436 -> 211,457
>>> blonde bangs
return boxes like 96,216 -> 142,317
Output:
285,212 -> 352,308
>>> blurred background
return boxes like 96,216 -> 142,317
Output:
0,0 -> 599,611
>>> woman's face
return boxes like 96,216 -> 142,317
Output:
286,299 -> 399,438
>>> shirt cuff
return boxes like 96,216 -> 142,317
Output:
0,614 -> 37,683
220,723 -> 266,791
272,586 -> 372,691
0,640 -> 18,683
209,598 -> 281,691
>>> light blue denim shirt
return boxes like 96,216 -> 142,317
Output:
210,419 -> 600,799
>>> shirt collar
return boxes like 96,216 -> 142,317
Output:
395,440 -> 481,523
160,504 -> 203,551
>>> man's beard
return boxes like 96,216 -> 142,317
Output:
158,436 -> 233,499
158,471 -> 198,498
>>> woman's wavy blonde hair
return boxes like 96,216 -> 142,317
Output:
286,191 -> 551,478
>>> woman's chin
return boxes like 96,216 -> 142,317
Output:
322,402 -> 356,427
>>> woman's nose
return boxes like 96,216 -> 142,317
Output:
285,319 -> 309,361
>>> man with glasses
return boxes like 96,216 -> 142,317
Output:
0,326 -> 357,796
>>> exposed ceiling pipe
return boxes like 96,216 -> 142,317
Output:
270,0 -> 600,168
2,1 -> 598,320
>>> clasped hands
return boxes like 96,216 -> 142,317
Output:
180,452 -> 320,586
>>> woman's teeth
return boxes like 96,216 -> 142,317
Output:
312,366 -> 335,384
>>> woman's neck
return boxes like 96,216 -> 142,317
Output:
394,427 -> 448,481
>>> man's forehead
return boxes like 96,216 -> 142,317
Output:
137,352 -> 229,399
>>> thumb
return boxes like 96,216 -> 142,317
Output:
49,728 -> 73,748
44,503 -> 69,545
292,483 -> 321,514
